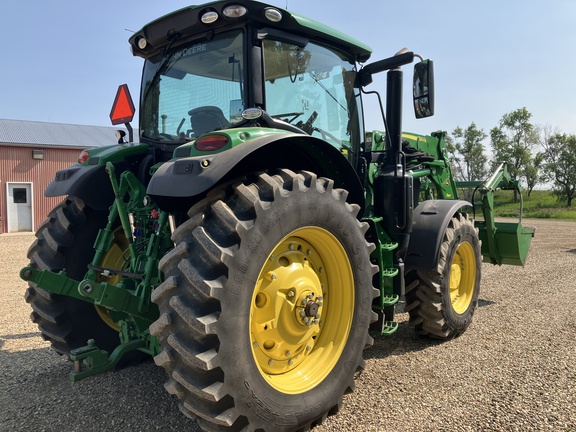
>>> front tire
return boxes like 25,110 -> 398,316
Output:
151,170 -> 378,431
405,212 -> 481,339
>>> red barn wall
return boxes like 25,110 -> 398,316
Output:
0,145 -> 79,233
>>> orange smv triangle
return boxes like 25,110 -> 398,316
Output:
109,84 -> 135,125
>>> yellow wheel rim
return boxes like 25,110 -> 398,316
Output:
250,227 -> 354,394
449,241 -> 476,314
94,228 -> 129,331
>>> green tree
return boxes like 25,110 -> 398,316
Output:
490,107 -> 539,201
450,122 -> 488,182
538,132 -> 576,207
444,134 -> 462,180
524,160 -> 541,197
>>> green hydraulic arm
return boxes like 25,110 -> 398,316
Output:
20,161 -> 173,381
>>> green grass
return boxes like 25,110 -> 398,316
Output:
490,190 -> 576,221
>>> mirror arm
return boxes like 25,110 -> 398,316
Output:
358,51 -> 414,87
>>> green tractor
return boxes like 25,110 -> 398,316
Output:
20,1 -> 534,430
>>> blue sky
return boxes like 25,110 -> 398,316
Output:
1,1 -> 575,140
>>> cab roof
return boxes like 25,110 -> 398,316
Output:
130,0 -> 372,63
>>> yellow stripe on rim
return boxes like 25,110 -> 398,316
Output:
250,226 -> 354,394
94,228 -> 129,331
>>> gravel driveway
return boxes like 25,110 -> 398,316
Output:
1,219 -> 575,431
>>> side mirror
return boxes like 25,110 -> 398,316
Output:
413,60 -> 434,118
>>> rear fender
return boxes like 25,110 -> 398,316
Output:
147,133 -> 365,212
405,199 -> 471,270
46,143 -> 151,210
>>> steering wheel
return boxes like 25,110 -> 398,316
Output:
296,111 -> 318,134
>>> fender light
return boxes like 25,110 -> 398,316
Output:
115,130 -> 127,144
78,150 -> 90,164
223,5 -> 247,18
195,134 -> 229,151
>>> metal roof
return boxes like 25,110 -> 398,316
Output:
0,119 -> 134,148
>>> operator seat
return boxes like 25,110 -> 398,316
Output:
188,106 -> 231,137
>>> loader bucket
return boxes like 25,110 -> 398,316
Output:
477,221 -> 535,266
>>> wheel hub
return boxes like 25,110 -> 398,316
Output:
251,244 -> 325,374
449,241 -> 476,314
249,227 -> 355,394
304,299 -> 320,317
450,262 -> 462,288
297,293 -> 323,326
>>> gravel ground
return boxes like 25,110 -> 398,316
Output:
1,219 -> 575,431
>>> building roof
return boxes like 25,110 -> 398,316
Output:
0,119 -> 134,149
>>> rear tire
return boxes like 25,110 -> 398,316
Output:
405,212 -> 481,339
25,197 -> 123,355
151,170 -> 378,431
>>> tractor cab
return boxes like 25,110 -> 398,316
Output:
130,2 -> 372,165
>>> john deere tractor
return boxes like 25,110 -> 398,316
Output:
21,1 -> 534,430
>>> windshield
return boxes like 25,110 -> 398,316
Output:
140,30 -> 245,143
263,39 -> 361,154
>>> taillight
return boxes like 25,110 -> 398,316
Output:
78,151 -> 90,164
195,135 -> 229,151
